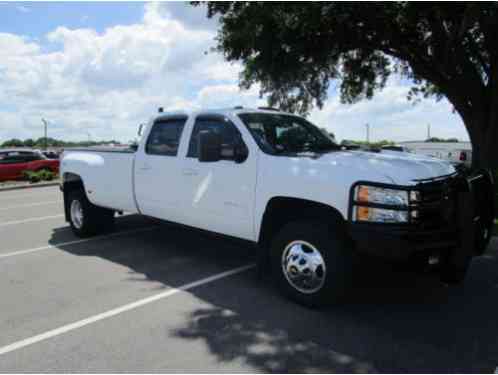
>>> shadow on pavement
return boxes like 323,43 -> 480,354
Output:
49,217 -> 498,373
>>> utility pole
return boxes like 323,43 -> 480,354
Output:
41,118 -> 48,150
365,123 -> 370,144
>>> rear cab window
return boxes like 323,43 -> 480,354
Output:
145,116 -> 187,156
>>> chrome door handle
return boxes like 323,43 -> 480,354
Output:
139,165 -> 152,171
182,168 -> 198,176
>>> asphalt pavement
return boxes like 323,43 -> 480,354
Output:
0,185 -> 497,372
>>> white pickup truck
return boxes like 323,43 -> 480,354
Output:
60,107 -> 494,306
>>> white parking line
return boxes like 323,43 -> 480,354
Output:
0,263 -> 255,357
0,201 -> 61,211
0,226 -> 159,259
0,214 -> 64,227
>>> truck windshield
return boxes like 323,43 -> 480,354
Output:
238,112 -> 339,155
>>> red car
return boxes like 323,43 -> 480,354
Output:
0,149 -> 59,182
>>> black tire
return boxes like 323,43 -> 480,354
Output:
270,221 -> 353,308
475,217 -> 493,256
67,190 -> 115,238
440,262 -> 470,284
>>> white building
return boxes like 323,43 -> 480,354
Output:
399,141 -> 472,166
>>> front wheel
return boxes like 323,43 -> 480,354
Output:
270,221 -> 353,308
68,191 -> 115,237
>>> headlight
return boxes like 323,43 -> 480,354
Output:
356,185 -> 409,206
353,185 -> 410,223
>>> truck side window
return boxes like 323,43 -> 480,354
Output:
187,116 -> 243,159
145,118 -> 186,156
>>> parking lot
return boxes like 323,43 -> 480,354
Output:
0,185 -> 496,372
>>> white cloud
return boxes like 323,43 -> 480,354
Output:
16,5 -> 30,13
197,84 -> 264,108
310,79 -> 469,143
0,2 -> 249,143
0,2 -> 469,145
0,33 -> 40,56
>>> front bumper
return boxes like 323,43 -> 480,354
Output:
348,224 -> 457,261
347,170 -> 494,265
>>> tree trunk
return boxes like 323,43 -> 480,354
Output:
469,127 -> 498,171
466,101 -> 498,171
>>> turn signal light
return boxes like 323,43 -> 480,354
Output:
356,206 -> 370,221
357,186 -> 369,202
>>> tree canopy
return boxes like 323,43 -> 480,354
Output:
197,2 -> 498,168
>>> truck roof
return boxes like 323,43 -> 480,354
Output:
151,106 -> 296,123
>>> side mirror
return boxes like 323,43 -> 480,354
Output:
219,139 -> 247,163
198,130 -> 221,162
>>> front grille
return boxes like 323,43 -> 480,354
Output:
412,177 -> 458,230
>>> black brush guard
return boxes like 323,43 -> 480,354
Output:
348,169 -> 494,281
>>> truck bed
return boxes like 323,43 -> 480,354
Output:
62,148 -> 138,213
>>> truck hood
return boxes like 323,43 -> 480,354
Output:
315,150 -> 455,185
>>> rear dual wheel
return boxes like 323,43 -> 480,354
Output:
68,191 -> 115,237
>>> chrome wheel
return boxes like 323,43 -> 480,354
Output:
70,199 -> 84,229
281,240 -> 326,294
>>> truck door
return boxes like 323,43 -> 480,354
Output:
179,114 -> 257,241
134,116 -> 189,223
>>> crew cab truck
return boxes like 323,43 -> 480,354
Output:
60,107 -> 494,307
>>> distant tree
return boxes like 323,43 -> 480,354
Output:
426,137 -> 460,143
426,137 -> 443,143
23,138 -> 35,147
0,137 -> 122,149
340,139 -> 395,148
1,138 -> 24,147
197,2 -> 498,169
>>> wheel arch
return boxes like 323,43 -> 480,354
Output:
258,196 -> 347,251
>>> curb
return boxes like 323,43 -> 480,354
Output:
0,181 -> 60,192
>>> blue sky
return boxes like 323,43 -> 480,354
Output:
1,2 -> 143,38
0,2 -> 469,143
